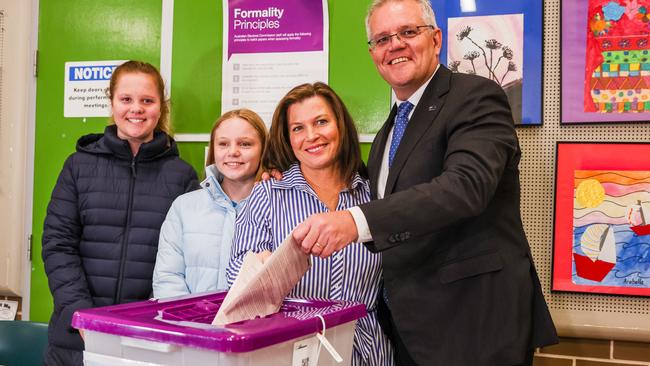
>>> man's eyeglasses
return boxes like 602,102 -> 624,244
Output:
368,25 -> 435,49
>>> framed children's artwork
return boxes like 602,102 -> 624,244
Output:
552,142 -> 650,296
562,0 -> 650,124
430,0 -> 543,125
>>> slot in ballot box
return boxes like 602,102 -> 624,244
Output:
72,291 -> 366,366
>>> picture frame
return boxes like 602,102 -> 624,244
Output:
430,0 -> 543,125
561,0 -> 650,124
552,142 -> 650,296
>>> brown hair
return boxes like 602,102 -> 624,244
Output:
206,109 -> 268,181
264,82 -> 364,185
108,60 -> 171,135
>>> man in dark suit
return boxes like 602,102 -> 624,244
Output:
292,0 -> 558,364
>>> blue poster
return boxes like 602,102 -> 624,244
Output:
429,1 -> 543,125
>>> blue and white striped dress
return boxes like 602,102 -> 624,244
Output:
227,163 -> 394,366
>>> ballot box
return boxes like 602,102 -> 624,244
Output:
72,291 -> 366,366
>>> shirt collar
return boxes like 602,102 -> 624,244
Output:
202,164 -> 245,209
392,64 -> 440,108
272,163 -> 365,192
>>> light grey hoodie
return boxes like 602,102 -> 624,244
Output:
153,165 -> 247,298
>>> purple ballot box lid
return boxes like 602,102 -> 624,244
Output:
72,291 -> 366,353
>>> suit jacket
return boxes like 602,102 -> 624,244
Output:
360,66 -> 558,365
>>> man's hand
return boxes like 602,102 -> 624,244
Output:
292,211 -> 359,258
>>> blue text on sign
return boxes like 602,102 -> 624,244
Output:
69,65 -> 117,81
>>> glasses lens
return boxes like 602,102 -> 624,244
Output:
371,26 -> 431,48
376,35 -> 391,47
400,28 -> 420,38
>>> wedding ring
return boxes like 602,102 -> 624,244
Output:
314,242 -> 323,249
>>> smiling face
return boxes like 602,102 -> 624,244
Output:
212,117 -> 263,185
110,72 -> 161,152
287,96 -> 340,176
368,0 -> 441,100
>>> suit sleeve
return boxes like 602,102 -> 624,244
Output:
42,155 -> 93,331
361,80 -> 519,251
152,198 -> 191,298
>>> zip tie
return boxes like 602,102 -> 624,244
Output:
317,314 -> 327,335
315,314 -> 342,363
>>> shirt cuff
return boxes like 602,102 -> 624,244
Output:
348,206 -> 373,242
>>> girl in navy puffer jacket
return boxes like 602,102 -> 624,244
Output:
42,61 -> 199,366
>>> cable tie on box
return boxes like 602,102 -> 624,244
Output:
315,314 -> 342,363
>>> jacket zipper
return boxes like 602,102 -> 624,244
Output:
114,157 -> 137,303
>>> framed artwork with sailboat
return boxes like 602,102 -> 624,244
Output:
552,142 -> 650,296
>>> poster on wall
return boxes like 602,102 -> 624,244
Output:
552,142 -> 650,296
562,0 -> 650,124
430,0 -> 543,125
221,0 -> 329,125
64,60 -> 124,118
0,300 -> 18,320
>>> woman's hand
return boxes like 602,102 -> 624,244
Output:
260,169 -> 283,181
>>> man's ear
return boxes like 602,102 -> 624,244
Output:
432,28 -> 442,55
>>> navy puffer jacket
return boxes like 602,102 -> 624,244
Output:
42,125 -> 199,351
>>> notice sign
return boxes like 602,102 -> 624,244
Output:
221,0 -> 329,125
64,60 -> 124,118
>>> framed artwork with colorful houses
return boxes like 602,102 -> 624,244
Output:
552,142 -> 650,296
430,0 -> 543,125
562,0 -> 650,124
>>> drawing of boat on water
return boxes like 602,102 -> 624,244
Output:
627,200 -> 650,236
573,224 -> 616,282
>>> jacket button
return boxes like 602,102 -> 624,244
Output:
205,182 -> 210,187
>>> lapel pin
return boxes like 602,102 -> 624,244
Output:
428,105 -> 437,111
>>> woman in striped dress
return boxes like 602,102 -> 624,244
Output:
226,82 -> 393,365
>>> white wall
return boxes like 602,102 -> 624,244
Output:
0,0 -> 37,307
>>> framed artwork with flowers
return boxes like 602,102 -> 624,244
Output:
562,0 -> 650,124
429,0 -> 543,125
552,142 -> 650,296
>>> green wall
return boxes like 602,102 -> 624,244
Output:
31,0 -> 388,321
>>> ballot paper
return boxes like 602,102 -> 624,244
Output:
213,235 -> 311,325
